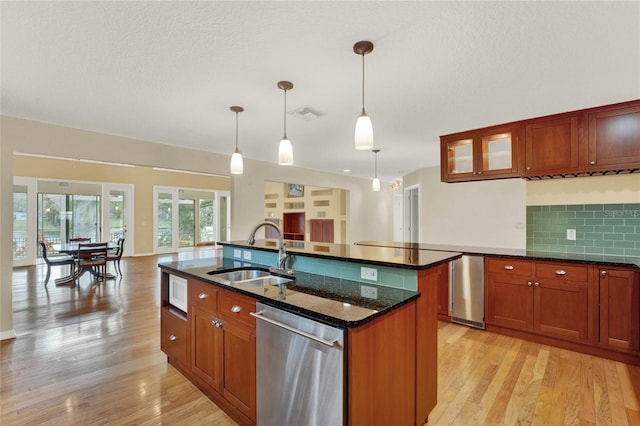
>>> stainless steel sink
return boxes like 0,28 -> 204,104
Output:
207,268 -> 293,287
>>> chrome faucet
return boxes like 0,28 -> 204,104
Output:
246,221 -> 290,272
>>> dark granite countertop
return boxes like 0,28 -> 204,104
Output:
354,241 -> 640,269
159,258 -> 419,328
220,239 -> 461,270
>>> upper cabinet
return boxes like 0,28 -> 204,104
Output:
586,103 -> 640,172
523,114 -> 581,177
440,124 -> 522,182
440,99 -> 640,182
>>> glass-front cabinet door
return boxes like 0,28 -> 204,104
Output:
441,124 -> 521,182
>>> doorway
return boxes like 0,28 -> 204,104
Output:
404,186 -> 419,243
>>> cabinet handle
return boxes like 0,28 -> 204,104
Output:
198,293 -> 208,299
527,281 -> 533,287
534,282 -> 540,287
169,334 -> 177,341
473,172 -> 477,175
590,160 -> 596,165
555,270 -> 567,275
211,319 -> 223,328
601,270 -> 607,276
231,305 -> 242,313
504,265 -> 514,270
526,166 -> 531,171
477,171 -> 483,175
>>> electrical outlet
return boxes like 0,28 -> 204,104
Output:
360,285 -> 378,299
233,249 -> 241,258
360,266 -> 378,281
243,250 -> 252,260
566,229 -> 576,241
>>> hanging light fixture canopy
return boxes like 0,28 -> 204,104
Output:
278,80 -> 294,166
229,106 -> 244,175
372,148 -> 381,192
354,40 -> 374,150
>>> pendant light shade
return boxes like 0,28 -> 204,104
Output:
277,81 -> 294,166
353,41 -> 374,150
372,149 -> 381,192
229,106 -> 244,175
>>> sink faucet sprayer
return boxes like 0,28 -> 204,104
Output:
246,221 -> 292,273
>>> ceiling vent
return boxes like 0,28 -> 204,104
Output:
290,105 -> 326,121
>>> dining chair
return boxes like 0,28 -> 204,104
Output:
40,241 -> 76,286
106,238 -> 125,276
76,242 -> 108,285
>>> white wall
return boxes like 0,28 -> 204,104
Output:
0,116 -> 394,338
403,166 -> 527,249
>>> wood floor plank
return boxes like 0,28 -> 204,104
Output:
3,252 -> 640,426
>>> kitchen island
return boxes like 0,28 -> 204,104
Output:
159,240 -> 461,425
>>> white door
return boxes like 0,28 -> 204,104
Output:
102,184 -> 134,257
393,192 -> 403,242
217,191 -> 231,243
404,186 -> 420,243
13,177 -> 37,267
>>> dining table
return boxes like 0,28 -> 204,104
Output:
52,242 -> 118,285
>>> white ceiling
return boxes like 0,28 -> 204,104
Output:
2,1 -> 639,183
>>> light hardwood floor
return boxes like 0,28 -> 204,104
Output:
2,252 -> 639,425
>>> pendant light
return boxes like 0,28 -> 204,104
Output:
229,106 -> 244,175
372,149 -> 381,192
277,81 -> 294,165
353,40 -> 374,150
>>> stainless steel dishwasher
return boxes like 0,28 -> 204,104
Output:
251,302 -> 345,426
450,255 -> 485,329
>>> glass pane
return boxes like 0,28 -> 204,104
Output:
482,133 -> 512,171
199,199 -> 215,244
178,199 -> 195,247
38,193 -> 66,256
70,194 -> 100,242
447,139 -> 473,174
157,193 -> 173,248
219,196 -> 228,242
13,185 -> 28,260
109,190 -> 125,243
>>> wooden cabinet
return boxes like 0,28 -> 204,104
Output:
309,219 -> 334,243
187,278 -> 257,423
160,307 -> 189,371
523,114 -> 581,177
586,103 -> 640,172
486,258 -> 593,343
282,212 -> 305,241
441,124 -> 522,182
598,267 -> 640,353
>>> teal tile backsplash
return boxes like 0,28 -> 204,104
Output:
222,246 -> 418,290
527,203 -> 640,257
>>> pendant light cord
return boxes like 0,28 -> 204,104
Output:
283,88 -> 288,139
374,151 -> 378,178
235,111 -> 239,151
361,53 -> 366,112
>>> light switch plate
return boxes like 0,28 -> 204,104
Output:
360,285 -> 378,299
361,266 -> 378,281
233,249 -> 241,258
243,250 -> 252,260
566,229 -> 576,241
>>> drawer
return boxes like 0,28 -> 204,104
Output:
486,258 -> 534,277
189,280 -> 218,312
536,262 -> 589,282
161,307 -> 188,366
218,290 -> 257,329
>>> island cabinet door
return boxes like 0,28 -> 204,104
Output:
190,305 -> 222,392
598,268 -> 640,352
485,274 -> 533,331
220,321 -> 256,421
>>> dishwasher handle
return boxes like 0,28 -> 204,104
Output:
250,310 -> 339,347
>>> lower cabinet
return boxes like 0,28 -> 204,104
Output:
598,267 -> 640,353
486,257 -> 640,364
160,307 -> 189,371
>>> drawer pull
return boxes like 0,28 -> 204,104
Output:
590,160 -> 596,165
504,265 -> 514,270
527,281 -> 533,287
534,282 -> 540,287
198,293 -> 208,299
169,334 -> 177,341
555,270 -> 567,275
601,270 -> 608,276
231,305 -> 242,313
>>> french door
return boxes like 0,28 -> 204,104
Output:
12,177 -> 37,267
102,184 -> 134,257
